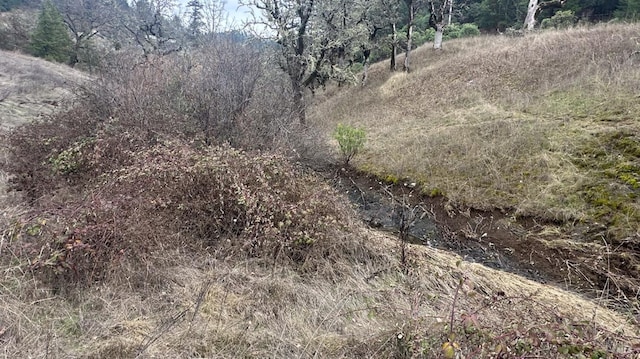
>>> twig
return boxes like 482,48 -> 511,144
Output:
136,308 -> 189,358
449,275 -> 464,336
347,176 -> 367,210
190,280 -> 212,325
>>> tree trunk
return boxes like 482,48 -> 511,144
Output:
403,3 -> 414,72
390,22 -> 397,72
433,23 -> 444,49
447,0 -> 453,25
68,37 -> 81,68
361,49 -> 371,86
524,0 -> 539,31
292,82 -> 306,125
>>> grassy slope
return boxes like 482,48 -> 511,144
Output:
0,50 -> 89,130
0,50 -> 88,219
2,231 -> 638,357
310,23 -> 640,242
0,46 -> 639,357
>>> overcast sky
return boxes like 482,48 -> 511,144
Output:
222,0 -> 253,27
176,0 -> 256,31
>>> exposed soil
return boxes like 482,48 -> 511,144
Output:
330,167 -> 640,314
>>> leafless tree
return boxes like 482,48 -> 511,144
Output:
122,0 -> 183,56
242,0 -> 365,123
54,0 -> 119,67
524,0 -> 565,31
201,0 -> 228,34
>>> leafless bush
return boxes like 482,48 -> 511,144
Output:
84,39 -> 324,156
0,11 -> 34,52
13,140 -> 355,288
1,37 -> 343,290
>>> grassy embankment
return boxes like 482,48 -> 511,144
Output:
312,23 -> 640,244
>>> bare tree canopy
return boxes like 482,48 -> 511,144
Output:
53,0 -> 119,66
242,0 -> 368,123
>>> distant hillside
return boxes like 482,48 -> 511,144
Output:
312,23 -> 640,241
0,50 -> 89,130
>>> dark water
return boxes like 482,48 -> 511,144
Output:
333,173 -> 548,283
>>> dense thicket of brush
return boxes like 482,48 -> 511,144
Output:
7,139 -> 358,288
3,48 -> 329,199
0,51 -> 342,289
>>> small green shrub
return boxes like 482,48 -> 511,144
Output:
333,123 -> 366,165
458,23 -> 481,38
423,28 -> 436,42
445,23 -> 462,39
48,138 -> 93,174
541,10 -> 576,30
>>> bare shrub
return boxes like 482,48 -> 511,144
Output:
0,10 -> 35,52
86,40 -> 324,157
1,105 -> 150,201
9,138 -> 356,288
1,35 -> 340,291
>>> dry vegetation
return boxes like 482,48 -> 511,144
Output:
0,50 -> 90,130
311,23 -> 640,225
311,22 -> 640,305
1,28 -> 640,358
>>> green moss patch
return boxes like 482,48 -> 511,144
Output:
573,130 -> 640,238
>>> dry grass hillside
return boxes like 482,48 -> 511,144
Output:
0,50 -> 89,130
0,37 -> 639,358
311,22 -> 640,306
312,23 -> 640,230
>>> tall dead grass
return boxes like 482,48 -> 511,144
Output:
0,50 -> 89,130
1,229 -> 638,357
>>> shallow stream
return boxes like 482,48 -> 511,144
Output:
332,170 -> 550,284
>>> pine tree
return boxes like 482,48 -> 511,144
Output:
187,0 -> 205,42
30,0 -> 72,63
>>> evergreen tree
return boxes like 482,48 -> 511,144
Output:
30,0 -> 72,62
187,0 -> 204,42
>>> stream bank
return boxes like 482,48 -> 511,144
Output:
329,167 -> 638,312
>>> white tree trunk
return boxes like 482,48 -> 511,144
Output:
433,23 -> 444,50
404,23 -> 412,71
403,3 -> 414,72
447,0 -> 453,25
524,0 -> 539,31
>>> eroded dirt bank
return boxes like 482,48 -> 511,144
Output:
330,168 -> 640,315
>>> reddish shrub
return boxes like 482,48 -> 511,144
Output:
15,140 -> 353,287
